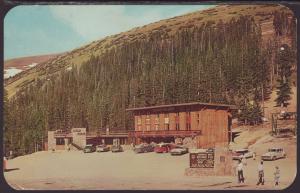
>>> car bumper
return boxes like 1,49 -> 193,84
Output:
261,156 -> 273,160
170,152 -> 183,155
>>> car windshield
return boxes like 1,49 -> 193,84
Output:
269,149 -> 280,152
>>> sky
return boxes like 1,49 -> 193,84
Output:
4,4 -> 215,60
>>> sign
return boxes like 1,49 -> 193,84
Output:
190,152 -> 214,168
72,128 -> 85,133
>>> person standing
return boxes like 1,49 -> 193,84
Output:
253,152 -> 256,160
237,159 -> 245,183
242,154 -> 247,166
274,166 -> 280,186
257,161 -> 264,185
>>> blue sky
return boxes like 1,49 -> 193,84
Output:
4,5 -> 214,60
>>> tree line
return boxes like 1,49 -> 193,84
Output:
4,13 -> 296,155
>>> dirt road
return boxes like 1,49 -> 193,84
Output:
3,142 -> 296,190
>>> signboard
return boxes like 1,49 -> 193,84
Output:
190,152 -> 214,168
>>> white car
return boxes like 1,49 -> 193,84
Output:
232,149 -> 254,160
261,148 -> 286,161
170,146 -> 188,156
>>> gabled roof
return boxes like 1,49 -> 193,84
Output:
126,102 -> 237,112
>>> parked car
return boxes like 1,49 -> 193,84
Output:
83,144 -> 96,153
154,143 -> 176,153
96,144 -> 110,152
111,145 -> 123,153
232,149 -> 254,160
206,148 -> 215,153
134,143 -> 154,153
170,146 -> 188,155
261,148 -> 286,161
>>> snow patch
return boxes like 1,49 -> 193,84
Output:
4,68 -> 23,79
25,62 -> 38,69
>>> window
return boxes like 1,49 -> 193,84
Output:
56,138 -> 65,145
186,123 -> 191,131
146,125 -> 150,131
186,111 -> 191,130
175,123 -> 180,131
155,125 -> 159,131
155,114 -> 159,124
165,123 -> 170,130
137,116 -> 142,125
146,114 -> 150,125
164,114 -> 169,124
164,114 -> 169,130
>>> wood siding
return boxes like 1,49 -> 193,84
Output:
132,105 -> 231,148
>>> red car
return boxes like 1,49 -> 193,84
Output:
154,143 -> 176,153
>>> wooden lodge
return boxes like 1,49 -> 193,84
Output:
126,102 -> 236,148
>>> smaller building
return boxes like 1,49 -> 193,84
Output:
47,128 -> 129,151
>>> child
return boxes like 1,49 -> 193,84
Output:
274,166 -> 280,186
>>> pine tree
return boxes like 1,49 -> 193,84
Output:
275,44 -> 293,107
275,78 -> 292,107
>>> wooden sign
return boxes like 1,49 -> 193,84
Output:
190,152 -> 214,168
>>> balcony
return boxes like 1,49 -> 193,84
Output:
128,130 -> 202,138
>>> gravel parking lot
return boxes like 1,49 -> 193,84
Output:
3,142 -> 297,190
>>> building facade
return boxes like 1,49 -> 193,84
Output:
47,128 -> 128,151
127,102 -> 236,148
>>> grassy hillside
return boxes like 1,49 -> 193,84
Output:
4,4 -> 296,155
4,4 -> 294,98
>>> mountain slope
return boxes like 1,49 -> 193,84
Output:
4,4 -> 296,155
4,54 -> 59,79
4,4 -> 294,98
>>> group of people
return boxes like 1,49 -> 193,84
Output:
236,154 -> 280,187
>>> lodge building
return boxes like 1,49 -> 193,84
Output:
47,102 -> 236,151
127,102 -> 236,148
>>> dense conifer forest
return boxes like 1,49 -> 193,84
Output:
3,7 -> 296,155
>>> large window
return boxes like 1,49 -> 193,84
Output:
186,111 -> 191,131
164,114 -> 169,130
137,116 -> 142,125
175,123 -> 180,131
155,114 -> 159,124
175,112 -> 180,130
146,113 -> 150,125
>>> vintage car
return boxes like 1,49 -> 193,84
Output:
134,143 -> 154,153
111,145 -> 123,153
261,148 -> 286,161
83,144 -> 96,153
232,149 -> 254,160
170,146 -> 188,156
154,143 -> 176,153
96,144 -> 110,152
